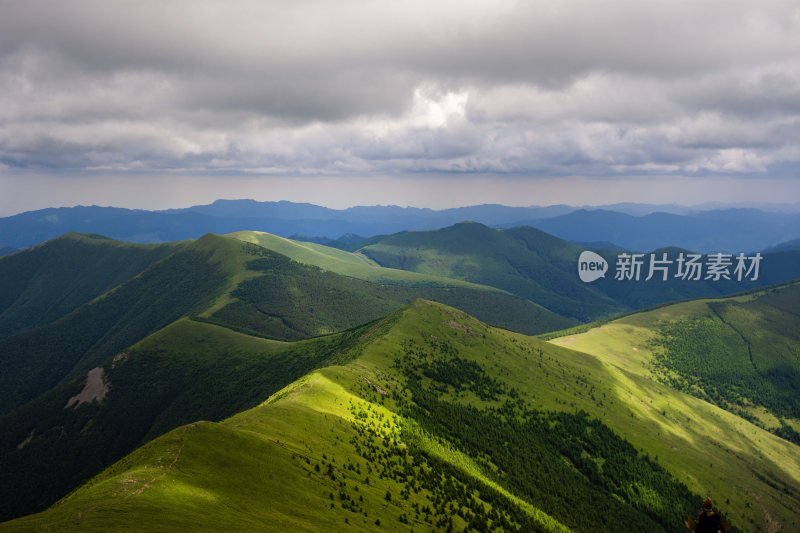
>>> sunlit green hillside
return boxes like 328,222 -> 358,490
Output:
550,282 -> 800,441
0,315 -> 385,522
0,232 -> 571,417
0,233 -> 570,521
550,282 -> 800,532
5,299 -> 798,532
228,230 -> 496,289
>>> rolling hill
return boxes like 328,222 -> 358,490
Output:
508,208 -> 800,253
0,232 -> 184,339
0,233 -> 242,414
0,316 -> 388,522
226,229 -> 508,289
341,222 -> 626,322
203,252 -> 571,341
1,225 -> 798,531
3,200 -> 798,253
351,222 -> 800,323
0,231 -> 574,417
3,296 -> 799,531
550,281 -> 800,445
0,231 -> 576,519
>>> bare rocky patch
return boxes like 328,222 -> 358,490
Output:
445,319 -> 474,335
65,367 -> 110,409
16,429 -> 34,450
111,351 -> 129,368
361,375 -> 388,396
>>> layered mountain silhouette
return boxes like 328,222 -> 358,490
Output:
0,217 -> 798,531
2,200 -> 798,253
3,286 -> 799,531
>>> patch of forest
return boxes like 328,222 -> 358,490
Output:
385,336 -> 705,533
650,314 -> 800,444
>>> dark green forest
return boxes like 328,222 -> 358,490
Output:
381,336 -> 707,533
0,233 -> 182,338
0,241 -> 231,414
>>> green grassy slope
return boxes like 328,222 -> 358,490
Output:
216,231 -> 574,340
0,231 -> 570,416
355,222 -> 626,322
550,283 -> 800,438
6,299 -> 798,532
0,233 -> 184,338
0,233 -> 241,414
207,245 -> 573,340
0,317 -> 388,522
550,283 -> 800,531
353,223 -> 800,323
0,237 -> 569,520
228,230 -> 489,287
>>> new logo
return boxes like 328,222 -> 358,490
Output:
578,251 -> 608,283
577,251 -> 762,282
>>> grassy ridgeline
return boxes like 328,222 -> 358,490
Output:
0,233 -> 184,338
0,232 -> 571,520
0,232 -> 572,417
0,316 -> 392,523
0,234 -> 239,415
648,285 -> 800,441
209,247 -> 574,339
2,232 -> 798,530
7,299 -> 798,531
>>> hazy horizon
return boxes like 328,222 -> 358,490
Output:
2,173 -> 800,218
2,187 -> 800,219
1,1 -> 798,218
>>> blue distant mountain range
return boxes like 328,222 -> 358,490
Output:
1,199 -> 798,253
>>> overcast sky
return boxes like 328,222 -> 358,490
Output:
1,0 -> 798,215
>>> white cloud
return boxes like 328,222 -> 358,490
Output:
0,0 -> 798,178
687,149 -> 770,173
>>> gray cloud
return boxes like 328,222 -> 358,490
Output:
0,0 -> 798,177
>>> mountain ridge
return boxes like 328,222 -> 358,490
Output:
351,222 -> 800,322
2,200 -> 798,253
3,295 -> 799,531
511,208 -> 800,253
0,232 -> 186,339
1,227 -> 799,530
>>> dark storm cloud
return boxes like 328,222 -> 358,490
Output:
0,0 -> 798,175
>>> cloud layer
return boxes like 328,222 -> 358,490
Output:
1,0 -> 798,176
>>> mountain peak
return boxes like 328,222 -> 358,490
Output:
59,232 -> 113,241
395,298 -> 489,335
